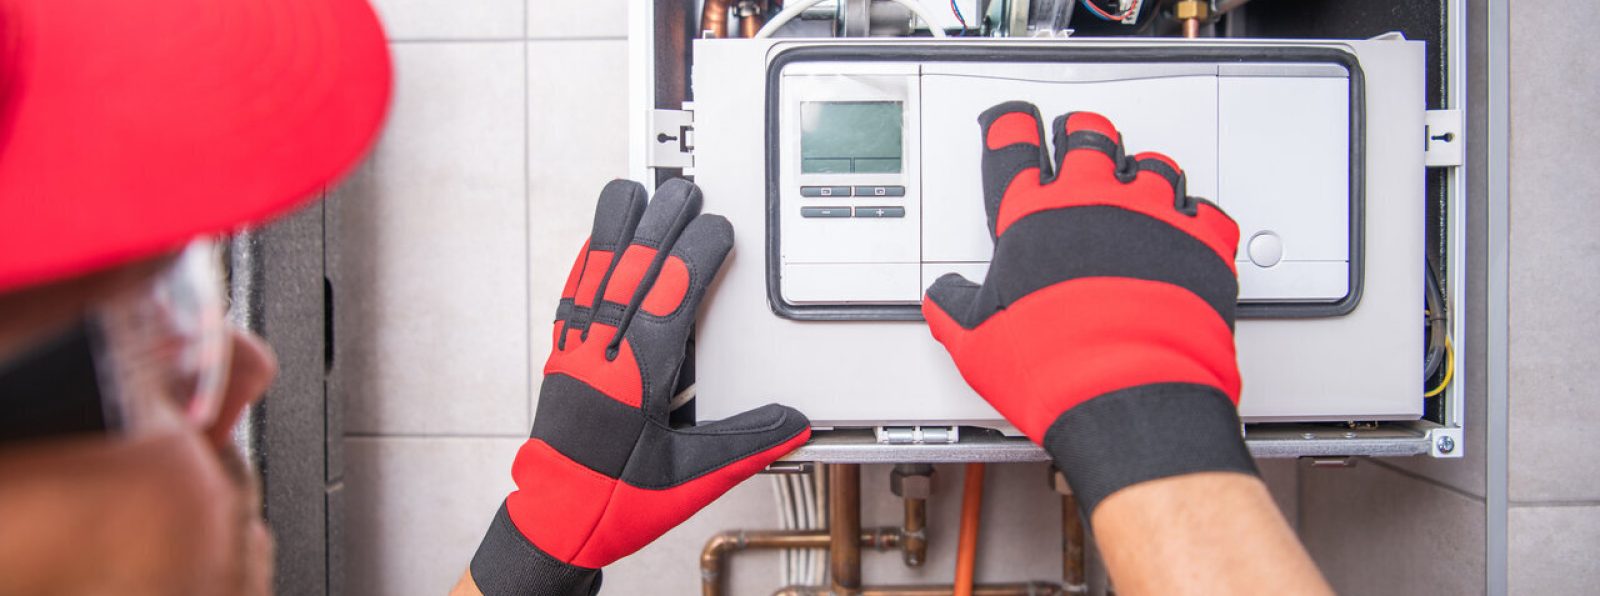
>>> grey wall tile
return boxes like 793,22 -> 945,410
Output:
369,0 -> 524,40
1300,460 -> 1485,595
330,42 -> 529,436
526,39 -> 630,403
1506,0 -> 1600,503
343,437 -> 523,596
528,0 -> 628,39
1508,505 -> 1600,594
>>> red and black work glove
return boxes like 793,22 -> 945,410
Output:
923,103 -> 1255,518
470,179 -> 811,596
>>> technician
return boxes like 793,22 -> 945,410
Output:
0,2 -> 1329,596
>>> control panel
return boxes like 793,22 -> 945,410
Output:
689,38 -> 1423,427
772,49 -> 1362,320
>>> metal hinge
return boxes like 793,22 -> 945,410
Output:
875,426 -> 961,445
648,107 -> 694,169
1424,109 -> 1464,168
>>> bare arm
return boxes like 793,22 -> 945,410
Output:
1092,472 -> 1331,595
449,570 -> 483,596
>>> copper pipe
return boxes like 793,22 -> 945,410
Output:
1061,494 -> 1086,594
736,0 -> 766,38
902,496 -> 928,567
1182,17 -> 1200,38
831,463 -> 863,594
700,0 -> 732,38
954,463 -> 986,596
773,582 -> 1066,596
701,528 -> 903,596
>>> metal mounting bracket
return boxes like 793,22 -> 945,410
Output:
1425,109 -> 1465,168
648,107 -> 695,170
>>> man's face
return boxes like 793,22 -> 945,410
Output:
0,259 -> 279,595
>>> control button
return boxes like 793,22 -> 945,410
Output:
1247,231 -> 1283,268
801,206 -> 852,218
854,206 -> 905,218
800,185 -> 853,197
852,185 -> 906,197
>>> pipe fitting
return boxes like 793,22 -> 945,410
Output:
890,464 -> 935,499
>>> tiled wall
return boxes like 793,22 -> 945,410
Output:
327,1 -> 1600,594
331,1 -> 629,593
1503,0 -> 1600,592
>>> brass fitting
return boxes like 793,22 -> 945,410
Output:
890,464 -> 936,499
1174,0 -> 1210,21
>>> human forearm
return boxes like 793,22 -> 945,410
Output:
450,570 -> 483,596
1091,471 -> 1331,595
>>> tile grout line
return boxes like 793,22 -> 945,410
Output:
524,0 -> 535,431
1367,458 -> 1488,504
1507,500 -> 1600,509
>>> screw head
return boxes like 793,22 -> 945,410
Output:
1436,435 -> 1457,454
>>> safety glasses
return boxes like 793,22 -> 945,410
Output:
0,242 -> 232,443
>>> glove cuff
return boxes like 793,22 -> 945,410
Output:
470,502 -> 602,596
1042,383 -> 1257,519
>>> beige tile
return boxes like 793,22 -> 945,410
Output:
1505,0 -> 1600,503
1299,459 -> 1485,595
528,0 -> 628,39
1509,504 -> 1600,594
343,437 -> 523,596
526,39 -> 631,402
330,42 -> 529,436
369,0 -> 523,40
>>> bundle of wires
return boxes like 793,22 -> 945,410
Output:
1079,0 -> 1139,21
771,468 -> 828,588
1423,256 -> 1453,397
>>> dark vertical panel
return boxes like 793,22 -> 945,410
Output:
656,0 -> 695,186
230,198 -> 334,596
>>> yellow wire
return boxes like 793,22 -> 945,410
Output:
1424,337 -> 1454,397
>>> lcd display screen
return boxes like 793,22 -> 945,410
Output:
800,101 -> 903,174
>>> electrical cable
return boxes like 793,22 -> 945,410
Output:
770,474 -> 795,586
1433,338 -> 1459,397
1079,0 -> 1137,22
812,464 -> 828,586
788,474 -> 806,583
754,0 -> 951,38
951,0 -> 968,34
795,472 -> 817,585
1423,256 -> 1448,381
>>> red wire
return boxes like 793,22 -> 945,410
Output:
1082,0 -> 1135,22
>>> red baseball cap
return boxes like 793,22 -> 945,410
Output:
0,0 -> 391,293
